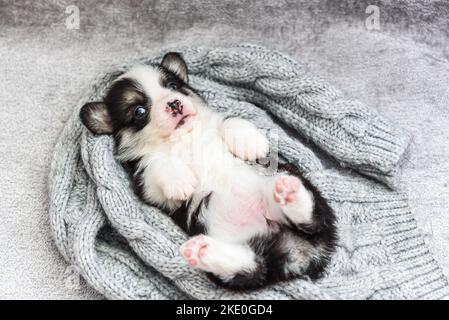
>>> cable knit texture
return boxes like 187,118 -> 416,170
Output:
48,44 -> 448,299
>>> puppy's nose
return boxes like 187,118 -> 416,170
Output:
167,99 -> 183,115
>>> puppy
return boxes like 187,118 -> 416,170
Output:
80,52 -> 337,290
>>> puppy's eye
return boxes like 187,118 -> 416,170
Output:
167,82 -> 178,90
134,106 -> 147,119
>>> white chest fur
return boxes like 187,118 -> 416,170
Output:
166,115 -> 273,242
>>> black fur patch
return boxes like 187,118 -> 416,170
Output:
79,102 -> 112,134
170,193 -> 211,236
104,77 -> 151,135
122,159 -> 146,201
207,233 -> 293,291
160,52 -> 188,82
158,64 -> 201,98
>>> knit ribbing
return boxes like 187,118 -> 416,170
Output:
48,44 -> 448,299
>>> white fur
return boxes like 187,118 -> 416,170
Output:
281,181 -> 314,224
221,117 -> 269,161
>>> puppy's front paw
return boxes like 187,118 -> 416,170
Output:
222,118 -> 269,161
162,170 -> 198,201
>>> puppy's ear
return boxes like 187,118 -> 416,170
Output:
79,102 -> 113,134
160,52 -> 188,82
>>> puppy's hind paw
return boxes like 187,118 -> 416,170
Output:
180,235 -> 258,278
273,175 -> 314,225
181,235 -> 209,269
273,175 -> 300,206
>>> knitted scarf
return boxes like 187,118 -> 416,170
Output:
48,44 -> 449,299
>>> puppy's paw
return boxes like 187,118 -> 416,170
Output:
222,118 -> 269,161
180,235 -> 257,277
274,175 -> 314,224
273,175 -> 300,206
181,235 -> 209,269
162,170 -> 198,201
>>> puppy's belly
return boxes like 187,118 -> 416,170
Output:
206,182 -> 274,242
227,192 -> 268,228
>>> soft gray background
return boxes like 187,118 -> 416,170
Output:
0,0 -> 448,299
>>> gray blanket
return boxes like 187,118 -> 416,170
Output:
48,44 -> 449,299
2,0 -> 449,299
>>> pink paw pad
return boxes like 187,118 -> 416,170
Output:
273,176 -> 300,205
181,235 -> 209,268
188,259 -> 197,266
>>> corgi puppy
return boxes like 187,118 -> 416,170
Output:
80,52 -> 337,290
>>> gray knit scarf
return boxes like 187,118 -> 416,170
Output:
48,44 -> 449,299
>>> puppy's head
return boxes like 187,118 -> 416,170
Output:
80,52 -> 204,153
